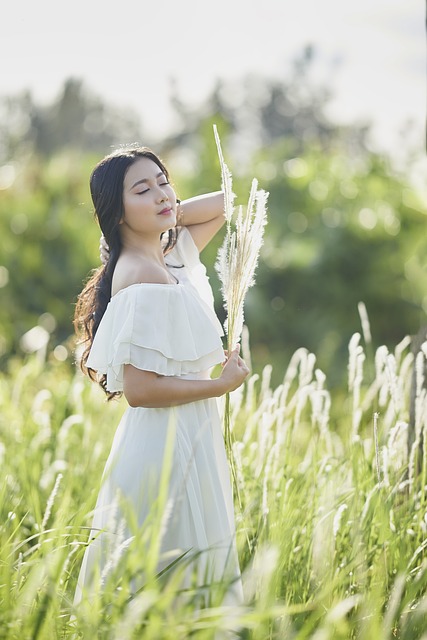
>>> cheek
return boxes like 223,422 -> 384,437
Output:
167,185 -> 176,201
123,196 -> 145,218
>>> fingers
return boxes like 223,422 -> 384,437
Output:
231,345 -> 250,374
228,345 -> 241,359
223,344 -> 249,370
223,345 -> 249,374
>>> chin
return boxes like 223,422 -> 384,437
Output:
164,216 -> 177,230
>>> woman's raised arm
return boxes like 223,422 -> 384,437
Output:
179,191 -> 226,252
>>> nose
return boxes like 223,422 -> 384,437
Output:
156,185 -> 169,202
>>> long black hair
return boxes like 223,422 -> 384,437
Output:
74,146 -> 178,399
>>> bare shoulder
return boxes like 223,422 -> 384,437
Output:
111,253 -> 170,296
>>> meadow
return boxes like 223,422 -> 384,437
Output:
0,321 -> 426,640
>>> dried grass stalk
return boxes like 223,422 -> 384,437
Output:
213,125 -> 268,351
213,125 -> 269,524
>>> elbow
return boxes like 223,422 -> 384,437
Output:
123,365 -> 159,408
122,366 -> 175,408
123,382 -> 152,408
125,394 -> 141,408
124,387 -> 153,408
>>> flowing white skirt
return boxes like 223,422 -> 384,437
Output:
73,374 -> 242,608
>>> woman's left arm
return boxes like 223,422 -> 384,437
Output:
179,191 -> 225,252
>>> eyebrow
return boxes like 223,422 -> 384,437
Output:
130,171 -> 165,190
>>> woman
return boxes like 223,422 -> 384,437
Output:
73,146 -> 249,609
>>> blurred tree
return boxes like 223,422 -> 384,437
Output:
247,142 -> 427,385
0,49 -> 425,388
161,46 -> 371,167
0,78 -> 144,161
158,48 -> 426,385
0,151 -> 101,363
171,119 -> 427,386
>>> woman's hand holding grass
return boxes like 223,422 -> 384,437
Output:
217,345 -> 249,394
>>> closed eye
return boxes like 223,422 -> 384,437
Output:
136,181 -> 169,195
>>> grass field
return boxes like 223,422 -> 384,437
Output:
0,330 -> 426,639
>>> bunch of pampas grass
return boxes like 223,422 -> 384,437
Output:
213,124 -> 269,516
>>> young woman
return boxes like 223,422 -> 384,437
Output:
73,146 -> 249,608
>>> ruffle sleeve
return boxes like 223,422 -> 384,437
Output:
86,283 -> 225,392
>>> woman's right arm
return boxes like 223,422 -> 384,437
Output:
123,346 -> 249,408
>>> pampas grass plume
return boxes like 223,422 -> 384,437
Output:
213,125 -> 268,351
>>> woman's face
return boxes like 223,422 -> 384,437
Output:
120,157 -> 177,237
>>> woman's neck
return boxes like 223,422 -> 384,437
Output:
120,232 -> 166,265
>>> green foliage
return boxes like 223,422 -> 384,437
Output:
1,136 -> 426,387
0,333 -> 426,638
1,64 -> 426,385
0,151 -> 102,362
243,142 -> 427,386
1,52 -> 426,639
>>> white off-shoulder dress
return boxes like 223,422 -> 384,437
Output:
73,228 -> 243,607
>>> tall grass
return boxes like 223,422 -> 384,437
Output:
0,328 -> 426,639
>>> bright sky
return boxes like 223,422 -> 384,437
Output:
1,0 -> 425,171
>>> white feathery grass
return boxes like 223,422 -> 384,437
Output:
382,445 -> 390,487
385,353 -> 401,416
212,125 -> 268,534
214,125 -> 235,227
348,333 -> 365,438
333,503 -> 348,539
241,324 -> 252,373
408,350 -> 427,493
41,472 -> 63,530
213,125 -> 268,352
348,333 -> 362,392
100,528 -> 134,587
358,301 -> 372,345
373,412 -> 382,486
387,420 -> 408,472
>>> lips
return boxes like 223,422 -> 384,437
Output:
158,207 -> 172,215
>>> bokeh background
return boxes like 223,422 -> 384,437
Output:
1,0 -> 426,388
